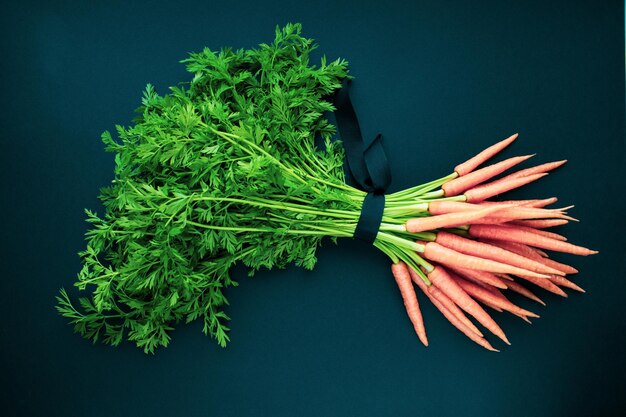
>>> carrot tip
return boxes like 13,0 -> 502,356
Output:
522,310 -> 540,318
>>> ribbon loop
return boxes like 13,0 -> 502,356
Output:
332,79 -> 392,244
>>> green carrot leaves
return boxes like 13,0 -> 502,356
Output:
57,24 -> 362,353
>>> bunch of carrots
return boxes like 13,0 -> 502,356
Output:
390,134 -> 597,351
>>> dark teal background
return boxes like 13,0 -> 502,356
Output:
1,1 -> 624,416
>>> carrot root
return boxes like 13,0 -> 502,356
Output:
454,133 -> 518,177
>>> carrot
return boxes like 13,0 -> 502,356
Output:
435,231 -> 565,276
428,266 -> 510,344
433,203 -> 572,225
428,201 -> 489,215
391,262 -> 428,346
419,284 -> 498,351
548,275 -> 585,293
511,219 -> 569,229
443,155 -> 534,197
504,280 -> 546,305
408,268 -> 483,337
480,239 -> 543,260
505,224 -> 567,242
494,273 -> 514,281
501,160 -> 567,180
530,247 -> 549,257
479,239 -> 579,275
481,197 -> 558,208
469,224 -> 598,256
421,241 -> 551,279
454,133 -> 518,176
477,298 -> 504,312
486,207 -> 572,221
451,273 -> 539,318
448,266 -> 509,289
406,204 -> 511,233
515,274 -> 568,297
539,258 -> 579,275
465,173 -> 548,202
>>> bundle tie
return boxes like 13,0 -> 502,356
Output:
332,79 -> 392,244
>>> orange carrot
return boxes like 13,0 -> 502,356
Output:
502,160 -> 567,180
487,207 -> 571,221
548,275 -> 585,293
433,202 -> 571,224
504,280 -> 546,305
391,262 -> 428,346
435,231 -> 565,276
428,201 -> 488,215
448,266 -> 509,289
420,284 -> 498,351
421,241 -> 551,279
530,247 -> 549,257
511,219 -> 569,229
451,273 -> 539,318
409,268 -> 483,337
454,133 -> 518,176
540,258 -> 579,275
428,266 -> 510,344
406,204 -> 510,233
477,298 -> 504,312
479,239 -> 579,275
469,224 -> 598,256
443,155 -> 534,197
465,173 -> 547,202
481,197 -> 558,208
505,225 -> 567,242
515,274 -> 568,297
480,239 -> 543,260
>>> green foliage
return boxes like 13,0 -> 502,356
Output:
57,23 -> 365,353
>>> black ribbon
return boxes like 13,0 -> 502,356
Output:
332,79 -> 392,244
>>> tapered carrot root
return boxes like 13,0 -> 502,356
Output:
481,197 -> 558,208
419,283 -> 499,351
540,258 -> 579,275
481,239 -> 580,275
531,247 -> 549,257
454,133 -> 518,176
481,301 -> 504,312
504,280 -> 546,305
391,262 -> 428,346
449,266 -> 509,289
421,242 -> 551,280
507,225 -> 567,242
452,274 -> 539,318
443,155 -> 534,197
409,269 -> 483,337
469,224 -> 598,256
511,219 -> 569,229
465,173 -> 548,202
428,266 -> 510,344
503,160 -> 567,180
428,201 -> 491,215
406,204 -> 510,233
430,202 -> 571,225
435,231 -> 565,276
548,275 -> 585,293
516,274 -> 568,297
486,207 -> 572,222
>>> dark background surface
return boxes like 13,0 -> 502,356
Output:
1,1 -> 624,416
